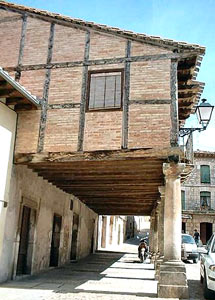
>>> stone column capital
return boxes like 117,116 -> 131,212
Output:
163,162 -> 185,179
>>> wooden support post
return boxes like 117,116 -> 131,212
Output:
38,23 -> 55,152
170,59 -> 179,147
77,30 -> 90,152
15,14 -> 27,81
122,40 -> 131,149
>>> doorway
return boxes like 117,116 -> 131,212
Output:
16,206 -> 36,275
182,222 -> 186,233
70,213 -> 79,260
200,222 -> 212,244
50,214 -> 62,267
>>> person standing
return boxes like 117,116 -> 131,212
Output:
193,229 -> 200,246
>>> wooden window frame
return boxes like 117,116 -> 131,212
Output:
200,165 -> 211,184
86,69 -> 124,112
200,191 -> 211,208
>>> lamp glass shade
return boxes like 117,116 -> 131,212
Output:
196,100 -> 214,129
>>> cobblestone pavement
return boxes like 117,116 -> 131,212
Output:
0,238 -> 206,300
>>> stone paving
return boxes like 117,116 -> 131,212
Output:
0,238 -> 205,300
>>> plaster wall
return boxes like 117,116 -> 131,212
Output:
0,103 -> 17,280
98,215 -> 126,250
0,164 -> 97,282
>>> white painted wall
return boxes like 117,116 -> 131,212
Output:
0,103 -> 17,275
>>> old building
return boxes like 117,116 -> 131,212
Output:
0,1 -> 207,297
97,216 -> 127,250
182,151 -> 215,244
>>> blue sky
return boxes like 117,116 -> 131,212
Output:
7,0 -> 215,150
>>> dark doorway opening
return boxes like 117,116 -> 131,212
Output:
50,214 -> 62,267
70,213 -> 79,260
16,205 -> 36,275
200,222 -> 212,245
182,222 -> 186,233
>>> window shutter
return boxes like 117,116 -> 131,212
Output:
200,165 -> 210,183
181,191 -> 185,210
88,71 -> 122,110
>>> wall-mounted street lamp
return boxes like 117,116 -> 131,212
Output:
179,99 -> 214,137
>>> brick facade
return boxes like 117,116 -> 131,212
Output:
0,8 -> 174,154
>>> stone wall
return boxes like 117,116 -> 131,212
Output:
0,165 -> 97,282
182,153 -> 215,242
182,155 -> 215,210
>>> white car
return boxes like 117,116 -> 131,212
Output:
200,233 -> 215,299
181,234 -> 198,263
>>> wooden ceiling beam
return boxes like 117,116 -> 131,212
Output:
6,97 -> 26,105
0,88 -> 17,97
45,175 -> 163,181
66,193 -> 159,200
81,199 -> 156,204
15,147 -> 185,164
52,183 -> 162,188
94,209 -> 152,216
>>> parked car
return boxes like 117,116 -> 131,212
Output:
200,233 -> 215,299
181,233 -> 198,263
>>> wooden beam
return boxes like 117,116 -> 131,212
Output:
14,146 -> 184,164
4,53 -> 200,72
170,59 -> 178,146
0,89 -> 16,97
0,15 -> 22,23
6,97 -> 25,105
77,30 -> 90,151
37,22 -> 55,152
122,40 -> 131,149
14,103 -> 33,110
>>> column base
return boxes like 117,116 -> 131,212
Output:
157,260 -> 189,299
154,256 -> 164,280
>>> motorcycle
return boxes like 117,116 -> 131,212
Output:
138,240 -> 149,263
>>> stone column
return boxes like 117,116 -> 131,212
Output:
158,162 -> 189,299
158,186 -> 165,257
163,162 -> 184,261
149,213 -> 155,262
155,187 -> 165,279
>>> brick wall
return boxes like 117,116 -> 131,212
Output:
52,25 -> 85,62
128,104 -> 171,148
0,11 -> 22,67
22,17 -> 50,65
89,32 -> 126,60
131,41 -> 171,56
1,9 -> 174,154
130,60 -> 171,100
15,110 -> 41,153
19,70 -> 46,98
44,108 -> 80,152
48,68 -> 82,104
84,110 -> 122,151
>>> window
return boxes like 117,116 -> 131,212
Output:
181,190 -> 186,210
87,69 -> 123,110
200,165 -> 210,183
200,191 -> 211,208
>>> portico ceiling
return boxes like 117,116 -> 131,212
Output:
15,147 -> 192,216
